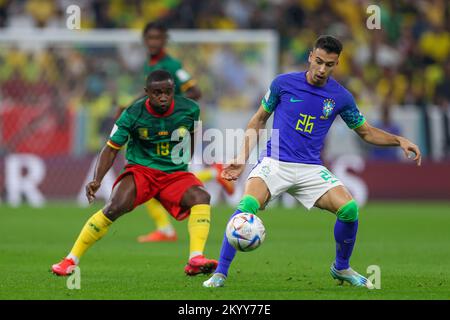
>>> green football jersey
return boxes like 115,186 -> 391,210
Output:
108,95 -> 200,173
143,53 -> 195,96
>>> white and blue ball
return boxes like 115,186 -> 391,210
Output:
226,213 -> 266,252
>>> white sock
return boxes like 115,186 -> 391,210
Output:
189,251 -> 203,260
159,225 -> 175,236
67,253 -> 79,265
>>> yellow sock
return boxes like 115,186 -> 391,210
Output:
188,204 -> 211,258
69,210 -> 112,262
195,168 -> 215,183
145,198 -> 173,230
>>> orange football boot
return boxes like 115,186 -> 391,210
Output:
137,230 -> 178,243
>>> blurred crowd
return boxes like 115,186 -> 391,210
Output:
0,0 -> 449,158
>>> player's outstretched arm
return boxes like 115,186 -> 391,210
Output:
354,121 -> 422,166
222,105 -> 272,180
86,145 -> 120,203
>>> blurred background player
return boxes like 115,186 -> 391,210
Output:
116,21 -> 235,243
52,70 -> 218,276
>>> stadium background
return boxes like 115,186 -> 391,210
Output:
0,0 -> 449,300
0,0 -> 449,206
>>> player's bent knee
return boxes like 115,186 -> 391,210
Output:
336,199 -> 359,222
103,203 -> 132,221
184,186 -> 211,207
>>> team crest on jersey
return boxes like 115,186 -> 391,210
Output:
138,128 -> 150,140
320,99 -> 335,119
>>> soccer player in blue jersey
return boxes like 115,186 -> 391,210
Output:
203,35 -> 422,289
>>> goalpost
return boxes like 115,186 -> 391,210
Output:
0,29 -> 278,206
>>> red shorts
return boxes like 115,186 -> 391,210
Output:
113,164 -> 204,221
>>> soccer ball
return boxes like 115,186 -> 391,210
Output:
226,213 -> 266,252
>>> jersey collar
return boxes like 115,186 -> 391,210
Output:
145,98 -> 175,118
149,50 -> 166,65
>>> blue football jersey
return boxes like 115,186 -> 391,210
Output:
261,72 -> 365,165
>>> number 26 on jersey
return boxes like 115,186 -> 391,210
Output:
295,113 -> 315,134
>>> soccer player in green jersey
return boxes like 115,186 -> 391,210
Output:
141,21 -> 201,100
52,70 -> 218,276
121,21 -> 234,243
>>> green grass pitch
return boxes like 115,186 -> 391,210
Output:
0,202 -> 449,300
